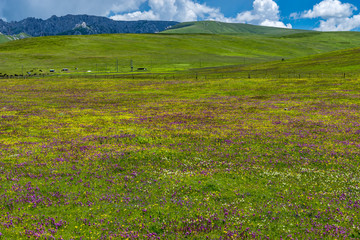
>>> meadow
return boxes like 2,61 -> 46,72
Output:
0,26 -> 360,239
1,70 -> 360,239
1,29 -> 360,75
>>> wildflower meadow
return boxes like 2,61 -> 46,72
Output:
0,73 -> 360,239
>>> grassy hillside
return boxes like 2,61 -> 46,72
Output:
1,66 -> 360,239
0,34 -> 14,44
0,33 -> 30,44
2,22 -> 360,240
238,46 -> 360,74
1,31 -> 360,75
162,21 -> 310,36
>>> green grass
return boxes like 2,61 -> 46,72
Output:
1,31 -> 360,75
1,25 -> 360,239
0,72 -> 360,239
0,34 -> 14,44
200,45 -> 360,76
246,46 -> 360,73
0,33 -> 30,44
163,21 -> 310,36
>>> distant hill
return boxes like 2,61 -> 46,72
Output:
0,15 -> 178,37
242,46 -> 360,74
1,31 -> 360,75
0,33 -> 15,43
162,21 -> 311,36
0,33 -> 29,43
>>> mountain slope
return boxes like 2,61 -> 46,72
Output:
1,31 -> 360,74
0,33 -> 30,43
243,46 -> 360,73
0,34 -> 14,44
162,21 -> 310,36
0,15 -> 178,37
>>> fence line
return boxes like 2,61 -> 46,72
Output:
0,71 -> 358,81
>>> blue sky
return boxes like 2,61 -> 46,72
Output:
1,0 -> 360,31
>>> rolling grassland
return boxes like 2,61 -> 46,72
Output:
0,30 -> 360,75
0,27 -> 360,239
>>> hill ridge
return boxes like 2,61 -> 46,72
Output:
0,15 -> 178,37
1,31 -> 360,74
163,21 -> 312,36
0,32 -> 30,43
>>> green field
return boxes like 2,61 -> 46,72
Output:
1,28 -> 360,75
163,21 -> 310,36
245,46 -> 360,74
0,34 -> 15,44
1,23 -> 360,239
0,33 -> 30,44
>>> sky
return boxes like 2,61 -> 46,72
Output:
1,0 -> 360,31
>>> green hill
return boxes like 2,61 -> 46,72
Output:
243,46 -> 360,74
1,29 -> 360,75
0,33 -> 31,44
162,21 -> 310,36
0,34 -> 15,44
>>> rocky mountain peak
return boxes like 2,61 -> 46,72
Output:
0,15 -> 179,37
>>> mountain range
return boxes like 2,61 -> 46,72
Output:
0,14 -> 179,37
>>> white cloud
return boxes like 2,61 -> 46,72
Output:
260,19 -> 292,29
316,15 -> 360,31
301,0 -> 356,19
112,0 -> 291,28
235,0 -> 292,28
0,0 -> 292,30
292,0 -> 360,31
111,0 -> 225,22
111,11 -> 158,21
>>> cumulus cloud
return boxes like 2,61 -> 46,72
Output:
112,11 -> 158,21
0,0 -> 291,30
301,0 -> 356,19
292,0 -> 360,31
111,0 -> 225,22
112,0 -> 291,28
316,15 -> 360,31
235,0 -> 292,28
